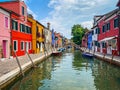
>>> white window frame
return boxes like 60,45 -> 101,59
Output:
13,40 -> 18,52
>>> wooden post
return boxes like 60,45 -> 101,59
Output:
14,51 -> 24,76
103,53 -> 106,59
26,50 -> 35,68
110,51 -> 115,64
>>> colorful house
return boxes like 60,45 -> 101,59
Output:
27,15 -> 45,54
91,16 -> 102,52
87,31 -> 92,50
0,0 -> 32,56
0,7 -> 10,58
55,32 -> 63,48
94,8 -> 120,55
44,23 -> 52,51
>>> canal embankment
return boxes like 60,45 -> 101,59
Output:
80,47 -> 120,66
0,51 -> 53,89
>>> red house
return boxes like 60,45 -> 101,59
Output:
96,8 -> 120,56
0,0 -> 32,56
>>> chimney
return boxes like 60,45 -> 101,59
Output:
47,22 -> 50,30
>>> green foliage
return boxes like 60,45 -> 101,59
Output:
71,24 -> 88,45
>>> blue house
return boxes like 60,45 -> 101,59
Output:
87,31 -> 92,50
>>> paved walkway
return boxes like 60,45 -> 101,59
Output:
80,47 -> 120,65
0,51 -> 50,77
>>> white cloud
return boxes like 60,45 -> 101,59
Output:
27,7 -> 37,19
81,21 -> 93,29
40,0 -> 116,38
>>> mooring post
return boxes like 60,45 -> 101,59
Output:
103,53 -> 106,59
14,51 -> 24,76
110,51 -> 115,64
26,50 -> 35,68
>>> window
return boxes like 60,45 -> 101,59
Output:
102,25 -> 106,33
92,30 -> 94,35
97,42 -> 100,48
102,42 -> 106,48
114,18 -> 118,28
21,41 -> 24,50
22,6 -> 24,15
95,41 -> 98,46
12,20 -> 18,30
13,41 -> 18,51
5,17 -> 8,28
97,28 -> 100,34
106,23 -> 110,31
20,23 -> 25,32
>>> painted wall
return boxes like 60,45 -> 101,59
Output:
0,8 -> 10,58
88,32 -> 92,50
28,17 -> 45,54
97,14 -> 119,55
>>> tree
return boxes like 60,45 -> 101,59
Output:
71,24 -> 88,45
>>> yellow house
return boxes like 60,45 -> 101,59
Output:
28,15 -> 45,54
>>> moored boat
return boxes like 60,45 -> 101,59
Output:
82,52 -> 93,58
52,51 -> 62,56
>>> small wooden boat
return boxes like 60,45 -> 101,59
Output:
82,52 -> 93,58
52,51 -> 62,56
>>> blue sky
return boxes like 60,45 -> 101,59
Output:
0,0 -> 119,38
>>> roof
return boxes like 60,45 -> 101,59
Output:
0,0 -> 22,3
36,21 -> 45,28
0,6 -> 19,16
104,8 -> 119,20
117,0 -> 120,6
93,8 -> 119,24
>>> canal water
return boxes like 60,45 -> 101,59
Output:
7,50 -> 120,90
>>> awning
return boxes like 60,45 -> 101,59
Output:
99,36 -> 117,42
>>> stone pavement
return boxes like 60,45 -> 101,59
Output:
80,47 -> 120,65
0,52 -> 48,77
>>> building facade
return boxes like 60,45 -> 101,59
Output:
44,23 -> 52,51
0,7 -> 10,58
28,16 -> 45,54
0,0 -> 32,56
93,9 -> 120,56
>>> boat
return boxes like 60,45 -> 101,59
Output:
52,51 -> 62,56
82,52 -> 93,58
57,48 -> 66,52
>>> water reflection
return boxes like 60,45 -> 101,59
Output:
7,50 -> 120,90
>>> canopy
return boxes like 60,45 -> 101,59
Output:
99,36 -> 117,42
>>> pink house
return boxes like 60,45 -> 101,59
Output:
0,7 -> 10,58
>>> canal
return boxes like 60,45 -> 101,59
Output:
6,50 -> 120,90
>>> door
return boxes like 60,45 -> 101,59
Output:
3,40 -> 7,58
107,46 -> 112,54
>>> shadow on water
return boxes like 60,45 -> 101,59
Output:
3,50 -> 120,90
